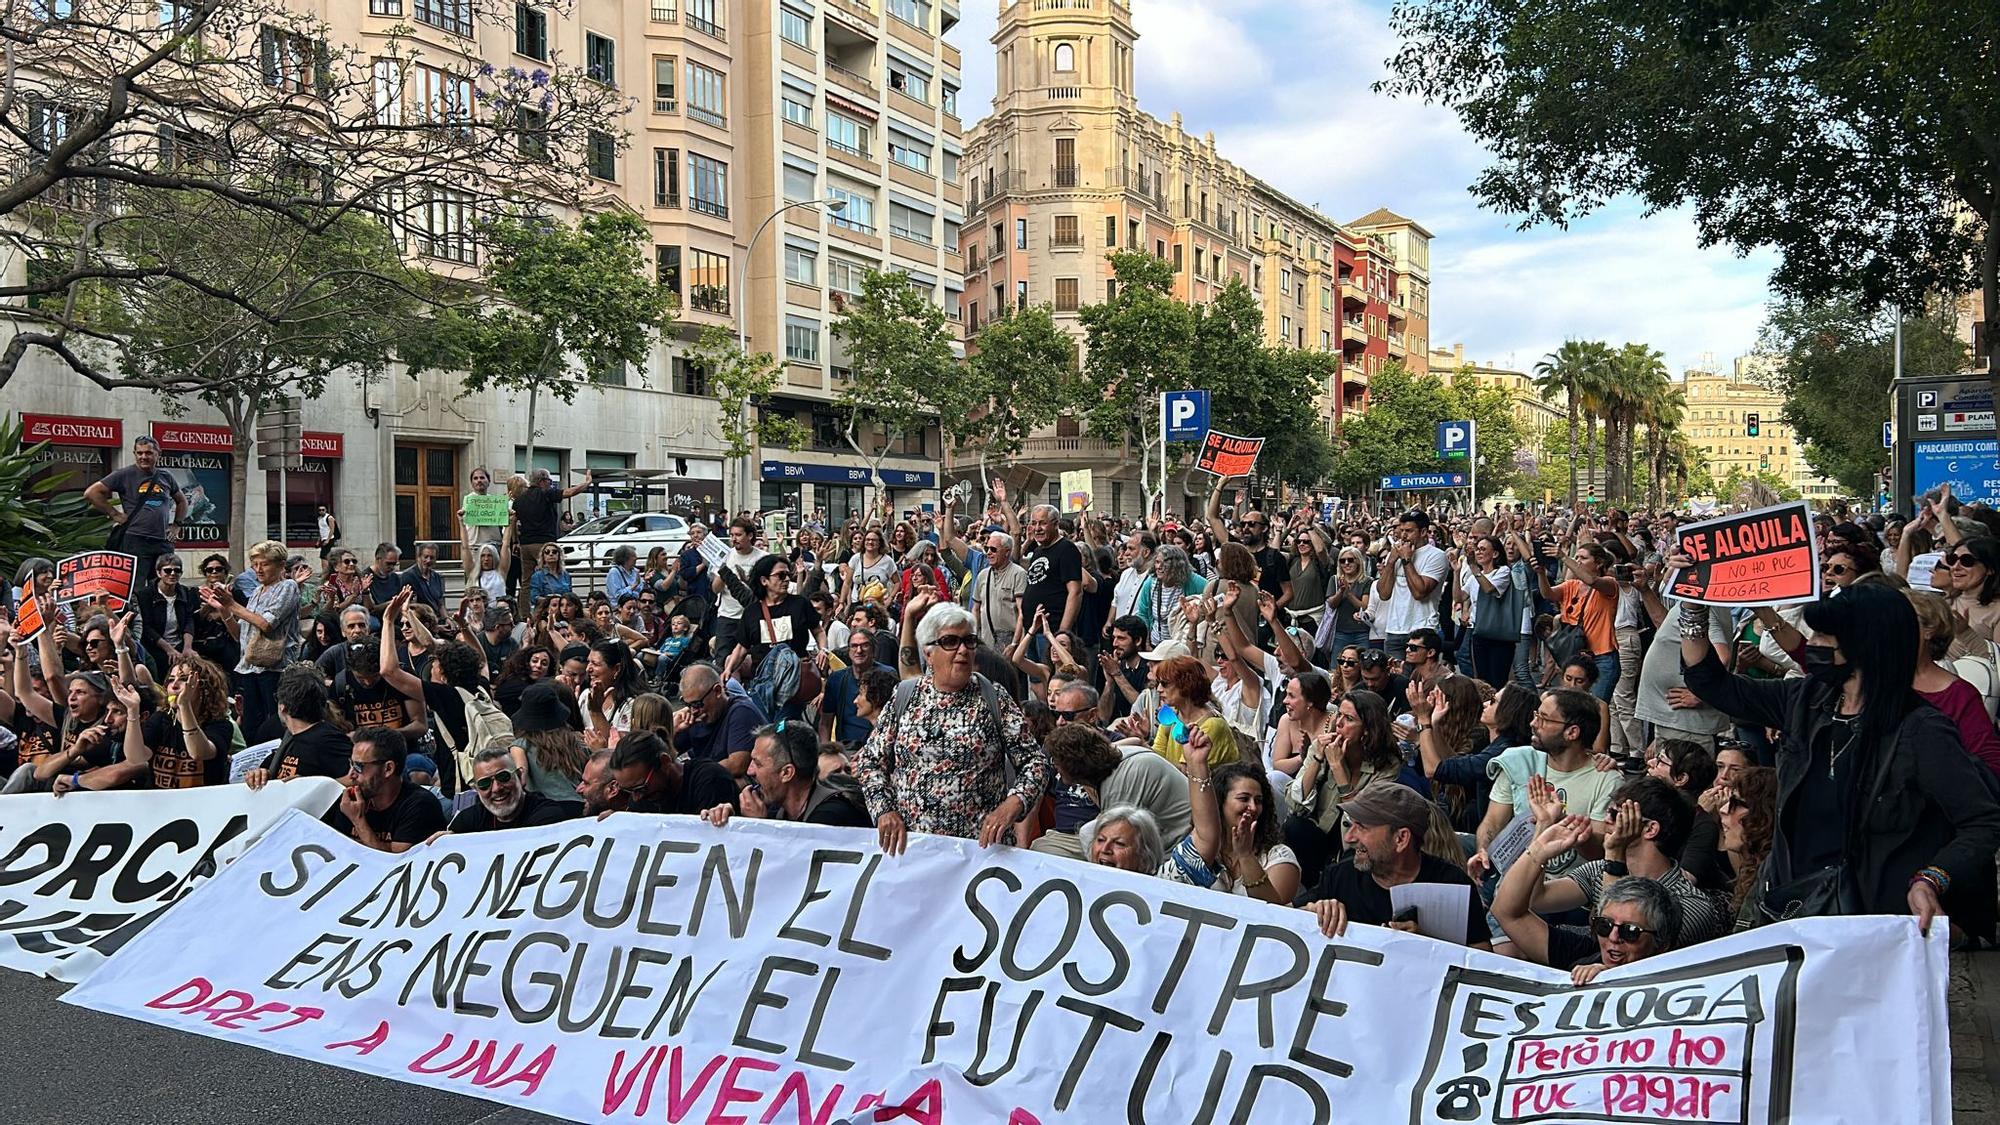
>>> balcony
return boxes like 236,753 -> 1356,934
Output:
1052,163 -> 1078,188
1045,87 -> 1082,99
1106,164 -> 1166,211
1387,331 -> 1406,356
1050,228 -> 1081,249
1339,278 -> 1366,307
826,61 -> 878,99
827,0 -> 877,25
1017,434 -> 1124,462
650,2 -> 676,20
1342,316 -> 1367,346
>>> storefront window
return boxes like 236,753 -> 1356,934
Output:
819,484 -> 863,529
760,481 -> 802,515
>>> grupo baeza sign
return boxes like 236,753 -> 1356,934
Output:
66,813 -> 1950,1124
0,779 -> 342,982
1666,501 -> 1819,607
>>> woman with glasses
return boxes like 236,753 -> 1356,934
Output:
1332,644 -> 1366,694
529,543 -> 572,610
1287,527 -> 1334,637
1497,815 -> 1681,982
856,603 -> 1051,854
719,552 -> 826,722
841,528 -> 898,611
1325,549 -> 1372,657
1820,542 -> 1880,592
316,550 -> 367,614
201,539 -> 300,740
1940,536 -> 2000,658
137,553 -> 200,673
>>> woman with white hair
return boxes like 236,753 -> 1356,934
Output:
473,543 -> 509,603
856,602 -> 1052,854
1136,544 -> 1208,646
1083,806 -> 1166,873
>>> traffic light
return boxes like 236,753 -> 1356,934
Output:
1746,412 -> 1760,437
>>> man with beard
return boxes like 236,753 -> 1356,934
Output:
1092,614 -> 1150,723
1205,481 -> 1291,610
700,721 -> 871,827
324,727 -> 446,853
575,749 -> 627,816
610,730 -> 739,815
443,745 -> 581,833
1300,782 -> 1488,947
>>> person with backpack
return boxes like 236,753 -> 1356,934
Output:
378,588 -> 508,796
857,603 -> 1051,855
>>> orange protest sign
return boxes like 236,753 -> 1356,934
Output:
1195,431 -> 1264,478
14,590 -> 46,642
55,551 -> 139,608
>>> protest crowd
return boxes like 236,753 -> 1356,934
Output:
12,437 -> 2000,990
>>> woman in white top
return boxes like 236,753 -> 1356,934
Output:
1163,726 -> 1300,904
472,543 -> 509,603
1463,534 -> 1516,687
842,528 -> 898,608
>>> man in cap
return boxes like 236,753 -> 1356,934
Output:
1299,782 -> 1489,948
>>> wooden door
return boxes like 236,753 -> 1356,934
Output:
393,441 -> 461,560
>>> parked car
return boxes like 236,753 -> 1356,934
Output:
559,511 -> 692,568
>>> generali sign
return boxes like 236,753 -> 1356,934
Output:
20,413 -> 121,448
150,422 -> 234,452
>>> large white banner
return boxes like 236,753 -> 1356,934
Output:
0,779 -> 342,982
66,812 -> 1951,1124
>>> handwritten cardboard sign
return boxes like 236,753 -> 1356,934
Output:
13,590 -> 47,642
1061,469 -> 1093,513
461,494 -> 510,528
1196,430 -> 1264,478
1666,500 -> 1820,607
54,551 -> 139,607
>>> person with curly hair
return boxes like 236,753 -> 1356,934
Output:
137,655 -> 238,789
1166,725 -> 1299,904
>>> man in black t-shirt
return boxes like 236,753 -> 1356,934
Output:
611,730 -> 739,816
445,745 -> 581,833
1301,782 -> 1489,948
1019,505 -> 1084,653
510,467 -> 591,618
330,641 -> 425,740
1091,615 -> 1151,723
362,542 -> 405,623
325,727 -> 445,853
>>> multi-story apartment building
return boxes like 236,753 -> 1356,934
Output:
954,0 -> 1426,516
3,0 -> 966,557
1682,368 -> 1844,501
1353,209 -> 1432,376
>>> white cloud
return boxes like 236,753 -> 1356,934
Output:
944,0 -> 1779,378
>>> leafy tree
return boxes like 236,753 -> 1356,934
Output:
95,191 -> 433,556
1077,252 -> 1195,516
1759,297 -> 1968,494
963,304 -> 1080,497
683,326 -> 808,461
1531,422 -> 1610,507
422,211 -> 676,467
1382,0 -> 1999,407
0,0 -> 627,391
0,418 -> 109,562
1195,280 -> 1340,490
1332,363 -> 1521,506
831,269 -> 964,508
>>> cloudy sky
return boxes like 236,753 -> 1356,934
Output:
952,0 -> 1781,377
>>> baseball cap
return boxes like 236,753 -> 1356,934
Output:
1338,782 -> 1434,835
71,669 -> 111,696
1139,638 -> 1192,663
406,754 -> 438,776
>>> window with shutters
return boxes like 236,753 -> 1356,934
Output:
585,32 -> 616,85
1055,278 -> 1079,311
515,4 -> 548,60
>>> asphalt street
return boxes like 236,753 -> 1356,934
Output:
0,972 -> 566,1125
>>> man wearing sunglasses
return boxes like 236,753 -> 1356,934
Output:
701,721 -> 869,828
442,745 -> 581,834
324,727 -> 445,854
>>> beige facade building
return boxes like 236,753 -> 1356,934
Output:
954,0 -> 1428,515
4,0 -> 972,555
1681,369 -> 1843,501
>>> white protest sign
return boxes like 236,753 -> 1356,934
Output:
67,812 -> 1951,1125
0,778 -> 342,982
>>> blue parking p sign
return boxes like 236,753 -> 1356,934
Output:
1437,420 -> 1473,459
1162,390 -> 1209,442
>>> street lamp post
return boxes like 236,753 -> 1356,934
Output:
734,196 -> 848,514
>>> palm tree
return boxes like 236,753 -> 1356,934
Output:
1570,341 -> 1617,505
1533,340 -> 1608,506
1643,385 -> 1687,508
1611,343 -> 1671,505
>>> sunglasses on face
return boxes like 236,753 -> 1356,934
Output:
1821,563 -> 1851,576
158,567 -> 181,575
771,571 -> 793,581
471,769 -> 518,791
202,566 -> 226,575
1053,707 -> 1086,721
932,634 -> 979,651
1337,657 -> 1359,666
614,768 -> 655,796
347,758 -> 388,775
1590,917 -> 1657,944
1948,553 -> 1981,567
